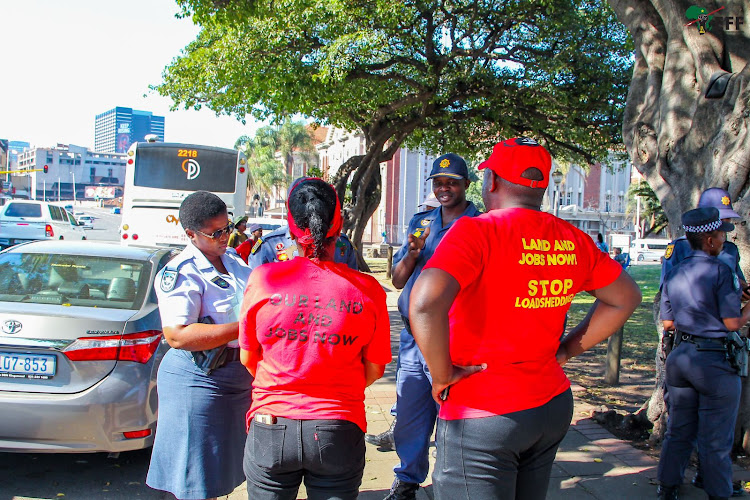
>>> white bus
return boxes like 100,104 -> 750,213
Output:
120,142 -> 248,247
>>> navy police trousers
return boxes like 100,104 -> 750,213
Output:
657,341 -> 741,498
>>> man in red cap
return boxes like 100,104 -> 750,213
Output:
409,137 -> 642,499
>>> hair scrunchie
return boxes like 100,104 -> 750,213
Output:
287,177 -> 343,255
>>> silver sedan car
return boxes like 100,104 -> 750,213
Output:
0,240 -> 175,453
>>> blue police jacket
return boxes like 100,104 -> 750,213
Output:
660,237 -> 745,287
660,250 -> 742,338
248,225 -> 358,270
392,201 -> 481,319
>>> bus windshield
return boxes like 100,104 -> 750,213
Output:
132,145 -> 238,193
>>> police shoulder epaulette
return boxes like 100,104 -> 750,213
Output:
664,243 -> 675,260
251,238 -> 263,255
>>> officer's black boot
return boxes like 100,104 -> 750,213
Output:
657,484 -> 679,500
365,419 -> 396,451
383,478 -> 419,500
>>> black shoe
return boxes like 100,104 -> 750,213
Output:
694,475 -> 745,497
365,419 -> 396,451
657,485 -> 679,500
384,479 -> 419,500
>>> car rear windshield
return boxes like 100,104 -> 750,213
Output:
0,252 -> 151,309
4,203 -> 42,218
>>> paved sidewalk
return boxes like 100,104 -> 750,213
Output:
226,273 -> 750,500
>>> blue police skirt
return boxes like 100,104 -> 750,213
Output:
146,348 -> 252,499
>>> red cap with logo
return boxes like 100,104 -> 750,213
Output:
478,137 -> 552,188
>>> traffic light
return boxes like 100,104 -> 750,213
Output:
43,165 -> 48,174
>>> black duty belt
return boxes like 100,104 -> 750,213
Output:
679,332 -> 728,351
402,316 -> 412,335
224,347 -> 241,362
680,333 -> 726,344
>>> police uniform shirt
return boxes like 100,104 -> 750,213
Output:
156,242 -> 252,347
248,225 -> 358,270
660,237 -> 745,286
660,250 -> 742,338
392,202 -> 481,319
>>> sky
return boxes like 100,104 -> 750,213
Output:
0,0 -> 264,150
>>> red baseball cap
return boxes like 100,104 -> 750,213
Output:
478,137 -> 552,188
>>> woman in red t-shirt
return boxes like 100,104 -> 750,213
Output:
239,178 -> 392,500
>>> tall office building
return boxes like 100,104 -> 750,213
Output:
94,107 -> 165,153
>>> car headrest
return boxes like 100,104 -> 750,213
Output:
107,277 -> 136,302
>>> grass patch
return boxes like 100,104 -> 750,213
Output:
364,258 -> 389,275
564,264 -> 662,412
570,265 -> 660,364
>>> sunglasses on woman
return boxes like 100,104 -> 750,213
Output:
195,222 -> 235,240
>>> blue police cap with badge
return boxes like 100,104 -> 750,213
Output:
698,187 -> 740,219
682,207 -> 735,233
426,153 -> 469,180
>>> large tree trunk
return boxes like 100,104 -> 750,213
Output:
610,0 -> 750,451
330,151 -> 383,273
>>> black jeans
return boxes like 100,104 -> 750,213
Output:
433,389 -> 573,500
244,417 -> 365,500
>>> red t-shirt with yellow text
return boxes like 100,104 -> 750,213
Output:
239,258 -> 392,432
424,208 -> 622,419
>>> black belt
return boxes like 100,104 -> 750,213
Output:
680,333 -> 726,345
402,315 -> 412,335
224,347 -> 241,362
679,333 -> 728,351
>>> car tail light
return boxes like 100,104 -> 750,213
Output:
45,224 -> 54,237
132,234 -> 139,240
122,233 -> 129,239
123,429 -> 152,439
63,331 -> 162,363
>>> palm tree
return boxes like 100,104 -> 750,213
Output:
235,119 -> 319,214
627,180 -> 668,237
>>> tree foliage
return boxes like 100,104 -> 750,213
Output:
626,180 -> 667,238
234,119 -> 317,206
159,0 -> 633,264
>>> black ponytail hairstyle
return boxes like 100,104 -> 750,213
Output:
288,179 -> 338,259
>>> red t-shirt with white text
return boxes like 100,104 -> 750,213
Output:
424,208 -> 622,419
239,258 -> 392,432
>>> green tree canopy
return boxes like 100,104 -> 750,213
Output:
234,119 -> 318,208
626,180 -> 667,238
159,0 -> 633,266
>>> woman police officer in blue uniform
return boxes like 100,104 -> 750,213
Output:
657,207 -> 750,500
146,191 -> 253,500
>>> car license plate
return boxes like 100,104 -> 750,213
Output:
0,352 -> 56,379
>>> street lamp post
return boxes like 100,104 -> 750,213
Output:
551,169 -> 564,217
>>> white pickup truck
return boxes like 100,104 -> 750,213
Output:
0,200 -> 87,248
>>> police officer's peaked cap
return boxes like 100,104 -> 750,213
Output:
247,223 -> 262,232
426,153 -> 469,180
682,207 -> 734,233
698,187 -> 741,219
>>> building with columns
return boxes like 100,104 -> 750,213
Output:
543,154 -> 636,246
